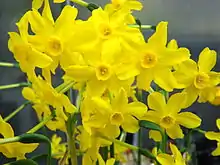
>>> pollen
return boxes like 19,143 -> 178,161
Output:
160,116 -> 175,128
96,64 -> 111,81
110,112 -> 124,126
141,52 -> 158,68
194,72 -> 210,89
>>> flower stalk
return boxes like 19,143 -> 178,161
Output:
0,62 -> 19,68
4,101 -> 31,122
0,82 -> 29,90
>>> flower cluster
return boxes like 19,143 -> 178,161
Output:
1,0 -> 220,164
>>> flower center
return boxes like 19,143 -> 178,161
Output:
47,37 -> 63,56
96,64 -> 111,81
99,24 -> 112,38
110,112 -> 124,125
160,116 -> 175,128
141,52 -> 158,68
194,72 -> 210,89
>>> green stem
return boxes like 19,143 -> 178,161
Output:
27,114 -> 55,133
138,129 -> 142,165
0,82 -> 29,90
0,136 -> 20,144
0,62 -> 19,68
66,114 -> 78,165
193,128 -> 205,134
58,81 -> 75,94
72,0 -> 88,7
129,24 -> 154,29
161,130 -> 167,153
100,147 -> 109,161
4,101 -> 30,122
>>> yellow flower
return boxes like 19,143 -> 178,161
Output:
72,7 -> 144,57
51,134 -> 67,159
22,76 -> 76,132
174,47 -> 220,108
143,92 -> 201,139
82,88 -> 147,134
8,12 -> 52,81
28,5 -> 78,82
98,154 -> 115,165
136,22 -> 190,92
209,86 -> 220,106
0,116 -> 38,160
76,125 -> 119,165
205,119 -> 220,156
157,143 -> 186,165
64,49 -> 138,96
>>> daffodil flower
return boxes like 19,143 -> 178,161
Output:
157,143 -> 186,165
174,47 -> 220,108
22,76 -> 76,131
136,21 -> 190,92
205,119 -> 220,156
0,116 -> 38,160
143,92 -> 201,139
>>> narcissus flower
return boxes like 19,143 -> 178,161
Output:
142,92 -> 201,139
157,143 -> 186,165
0,116 -> 38,160
174,47 -> 220,107
51,134 -> 67,159
82,88 -> 147,134
28,5 -> 78,82
136,21 -> 190,92
8,12 -> 52,81
205,119 -> 220,156
22,76 -> 76,131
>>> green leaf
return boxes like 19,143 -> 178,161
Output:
4,159 -> 38,165
18,133 -> 51,165
139,120 -> 162,133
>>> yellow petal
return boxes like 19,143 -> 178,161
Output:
147,92 -> 166,112
166,124 -> 184,139
64,65 -> 95,81
169,143 -> 184,163
182,85 -> 199,108
54,0 -> 65,3
154,67 -> 178,92
141,110 -> 161,124
176,112 -> 201,129
127,1 -> 143,10
149,130 -> 162,142
55,6 -> 78,32
148,21 -> 168,46
22,87 -> 36,101
87,78 -> 106,97
122,115 -> 139,133
212,142 -> 220,156
198,47 -> 217,72
28,9 -> 47,34
217,119 -> 220,130
42,0 -> 54,24
167,93 -> 186,114
205,132 -> 220,141
157,154 -> 174,165
32,0 -> 44,9
167,39 -> 178,49
112,88 -> 127,109
137,69 -> 153,90
126,101 -> 147,119
31,48 -> 53,68
106,158 -> 115,165
0,116 -> 14,138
